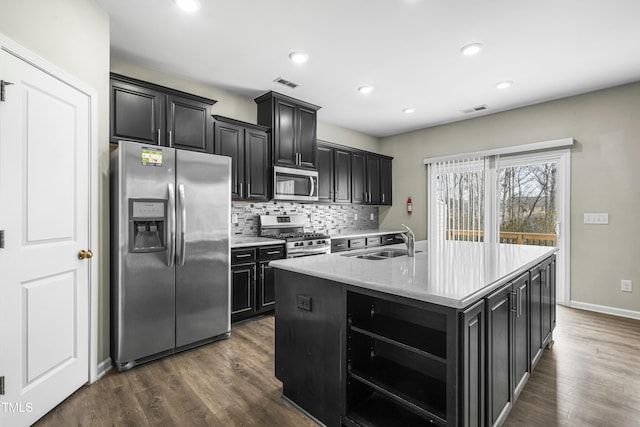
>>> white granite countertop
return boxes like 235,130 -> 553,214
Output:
231,236 -> 285,248
330,228 -> 406,239
270,240 -> 557,309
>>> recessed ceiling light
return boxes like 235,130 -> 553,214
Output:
289,52 -> 309,64
460,43 -> 484,56
174,0 -> 201,12
403,108 -> 416,114
358,86 -> 375,94
495,80 -> 513,90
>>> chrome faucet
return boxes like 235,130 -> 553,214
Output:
400,224 -> 415,257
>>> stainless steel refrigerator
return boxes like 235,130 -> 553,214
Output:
110,141 -> 231,371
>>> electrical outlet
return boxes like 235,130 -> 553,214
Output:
370,213 -> 375,220
354,213 -> 358,220
231,213 -> 238,224
621,279 -> 633,292
584,213 -> 609,224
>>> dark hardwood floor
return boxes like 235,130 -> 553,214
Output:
35,306 -> 640,426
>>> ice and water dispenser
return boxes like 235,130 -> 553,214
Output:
128,199 -> 167,252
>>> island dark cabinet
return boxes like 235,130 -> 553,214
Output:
110,74 -> 215,152
273,251 -> 556,427
529,265 -> 544,368
531,257 -> 556,368
486,272 -> 530,426
345,292 -> 451,427
255,91 -> 320,169
461,300 -> 485,427
213,116 -> 270,201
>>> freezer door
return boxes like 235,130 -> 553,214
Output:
175,150 -> 231,347
111,142 -> 176,367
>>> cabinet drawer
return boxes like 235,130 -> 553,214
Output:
382,234 -> 403,245
331,238 -> 349,253
259,245 -> 285,260
349,238 -> 366,249
231,248 -> 256,265
366,236 -> 382,247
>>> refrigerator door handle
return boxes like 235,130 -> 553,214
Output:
167,183 -> 176,267
178,183 -> 187,266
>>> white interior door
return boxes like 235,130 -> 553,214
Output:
0,48 -> 90,426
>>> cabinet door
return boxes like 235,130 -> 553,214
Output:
486,284 -> 513,426
366,154 -> 381,204
530,266 -> 543,368
351,152 -> 366,204
231,263 -> 255,321
461,300 -> 485,427
380,157 -> 392,206
245,129 -> 270,201
257,261 -> 276,311
334,148 -> 351,203
541,260 -> 553,347
316,144 -> 334,202
110,79 -> 164,145
512,273 -> 530,397
273,99 -> 297,167
297,106 -> 317,169
167,94 -> 213,153
214,121 -> 244,199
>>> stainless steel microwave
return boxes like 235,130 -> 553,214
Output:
273,166 -> 318,202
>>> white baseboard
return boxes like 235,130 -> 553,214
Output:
569,300 -> 640,320
94,358 -> 113,382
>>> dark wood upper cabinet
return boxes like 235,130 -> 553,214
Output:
380,156 -> 392,206
366,154 -> 381,204
334,148 -> 352,203
110,74 -> 216,153
166,94 -> 213,153
110,79 -> 164,145
213,116 -> 270,201
351,152 -> 366,204
316,142 -> 334,202
255,91 -> 320,170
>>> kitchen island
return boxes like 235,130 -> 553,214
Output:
270,240 -> 557,427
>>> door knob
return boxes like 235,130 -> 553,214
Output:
78,249 -> 93,260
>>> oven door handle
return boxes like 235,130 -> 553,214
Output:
288,248 -> 330,258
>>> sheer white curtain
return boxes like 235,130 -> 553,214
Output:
428,157 -> 486,242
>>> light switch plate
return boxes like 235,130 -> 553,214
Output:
584,213 -> 608,224
621,280 -> 633,292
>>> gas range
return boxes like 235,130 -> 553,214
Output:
259,215 -> 331,258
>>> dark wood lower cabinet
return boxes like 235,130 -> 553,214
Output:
461,300 -> 485,427
274,254 -> 556,427
231,245 -> 284,323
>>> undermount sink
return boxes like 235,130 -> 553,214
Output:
342,248 -> 421,260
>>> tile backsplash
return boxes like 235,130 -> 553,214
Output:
231,201 -> 379,236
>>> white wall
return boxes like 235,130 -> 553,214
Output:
379,82 -> 640,314
0,0 -> 111,361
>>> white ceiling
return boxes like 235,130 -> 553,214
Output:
97,0 -> 640,138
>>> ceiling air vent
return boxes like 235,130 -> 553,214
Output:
461,104 -> 489,114
274,77 -> 299,89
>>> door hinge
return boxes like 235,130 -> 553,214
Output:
0,376 -> 5,395
0,230 -> 4,249
1,80 -> 14,102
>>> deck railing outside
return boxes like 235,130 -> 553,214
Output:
446,229 -> 557,246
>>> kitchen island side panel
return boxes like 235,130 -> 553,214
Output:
274,270 -> 344,427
